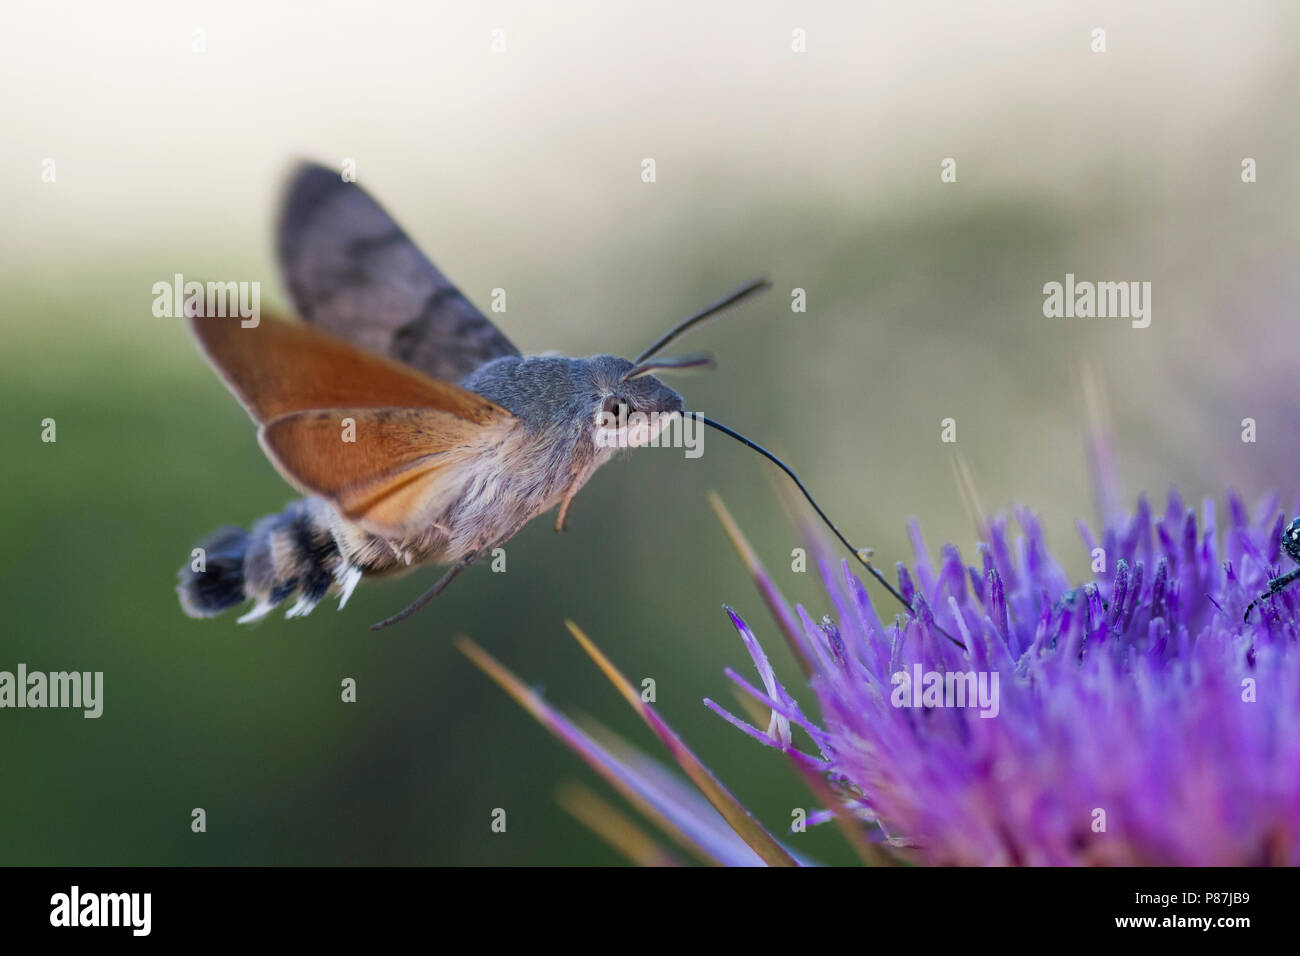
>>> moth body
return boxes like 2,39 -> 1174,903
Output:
173,162 -> 915,630
177,264 -> 685,623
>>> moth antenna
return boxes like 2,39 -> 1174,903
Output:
698,414 -> 965,649
623,352 -> 717,380
634,277 -> 772,364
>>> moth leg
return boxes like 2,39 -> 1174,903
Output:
555,463 -> 596,532
555,491 -> 577,532
370,517 -> 536,630
370,556 -> 473,631
380,537 -> 417,566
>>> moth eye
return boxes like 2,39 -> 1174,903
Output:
601,396 -> 631,421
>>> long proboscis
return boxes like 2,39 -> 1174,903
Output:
634,278 -> 772,365
699,415 -> 965,649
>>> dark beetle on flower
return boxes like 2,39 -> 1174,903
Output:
1244,516 -> 1300,621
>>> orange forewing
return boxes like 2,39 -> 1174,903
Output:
189,311 -> 516,538
188,311 -> 505,425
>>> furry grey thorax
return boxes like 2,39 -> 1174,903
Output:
460,354 -> 685,430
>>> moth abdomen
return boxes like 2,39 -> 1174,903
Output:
178,497 -> 365,623
176,525 -> 250,617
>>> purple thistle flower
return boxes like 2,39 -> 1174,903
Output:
463,488 -> 1300,866
709,491 -> 1300,865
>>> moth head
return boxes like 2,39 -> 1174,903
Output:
587,355 -> 691,449
582,276 -> 768,448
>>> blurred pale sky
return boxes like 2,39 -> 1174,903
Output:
4,0 -> 1293,269
5,0 -> 1299,570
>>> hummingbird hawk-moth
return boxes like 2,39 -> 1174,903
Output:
177,162 -> 922,633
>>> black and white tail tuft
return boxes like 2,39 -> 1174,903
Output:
177,498 -> 365,623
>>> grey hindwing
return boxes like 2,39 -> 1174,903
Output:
276,162 -> 520,383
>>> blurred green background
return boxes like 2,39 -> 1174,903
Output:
2,1 -> 1298,865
